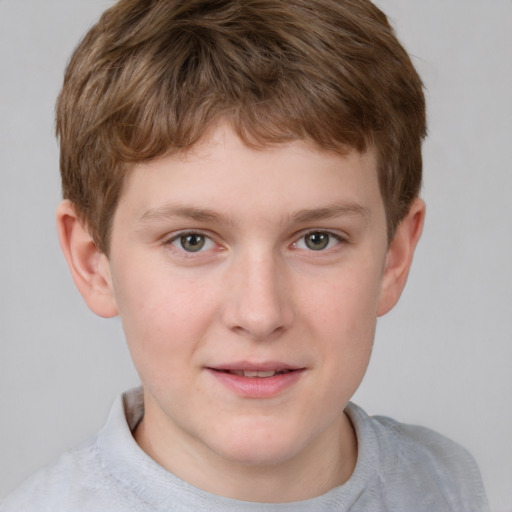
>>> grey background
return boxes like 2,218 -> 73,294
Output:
0,1 -> 510,510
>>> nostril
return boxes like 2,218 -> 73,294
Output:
231,323 -> 286,341
220,267 -> 295,339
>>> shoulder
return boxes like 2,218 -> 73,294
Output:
371,411 -> 476,467
1,435 -> 109,512
0,391 -> 144,512
345,403 -> 490,512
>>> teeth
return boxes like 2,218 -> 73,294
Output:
220,369 -> 294,378
230,370 -> 279,378
251,370 -> 276,378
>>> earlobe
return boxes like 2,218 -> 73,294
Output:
377,198 -> 425,317
56,200 -> 118,318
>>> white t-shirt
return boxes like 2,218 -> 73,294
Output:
1,388 -> 489,511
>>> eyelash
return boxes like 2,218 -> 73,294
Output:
292,230 -> 344,252
165,231 -> 217,256
164,229 -> 346,255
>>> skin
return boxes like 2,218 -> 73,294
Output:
57,125 -> 424,503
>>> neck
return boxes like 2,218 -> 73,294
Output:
134,409 -> 357,503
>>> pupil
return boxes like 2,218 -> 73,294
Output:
181,234 -> 205,252
306,232 -> 329,250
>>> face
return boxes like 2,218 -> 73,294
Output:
105,126 -> 391,488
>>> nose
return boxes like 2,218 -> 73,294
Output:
221,251 -> 295,341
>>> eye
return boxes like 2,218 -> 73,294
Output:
294,231 -> 341,251
170,233 -> 215,253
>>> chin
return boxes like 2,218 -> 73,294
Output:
207,420 -> 311,467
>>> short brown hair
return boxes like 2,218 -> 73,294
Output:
56,0 -> 426,254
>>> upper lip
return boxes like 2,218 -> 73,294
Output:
207,361 -> 303,372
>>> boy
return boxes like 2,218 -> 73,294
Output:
1,0 -> 489,510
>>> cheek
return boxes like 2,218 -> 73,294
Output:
111,267 -> 217,366
305,260 -> 382,337
303,261 -> 382,382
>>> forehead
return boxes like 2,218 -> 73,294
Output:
116,126 -> 383,227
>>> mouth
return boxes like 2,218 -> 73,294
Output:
213,369 -> 297,378
207,361 -> 304,378
206,363 -> 305,397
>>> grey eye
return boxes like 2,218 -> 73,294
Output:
168,232 -> 216,254
304,232 -> 331,250
178,234 -> 206,252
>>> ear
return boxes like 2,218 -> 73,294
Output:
377,198 -> 426,317
56,200 -> 118,318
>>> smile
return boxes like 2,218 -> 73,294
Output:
217,369 -> 295,378
206,364 -> 305,398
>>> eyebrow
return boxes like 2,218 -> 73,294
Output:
138,205 -> 227,225
291,203 -> 371,224
137,201 -> 370,226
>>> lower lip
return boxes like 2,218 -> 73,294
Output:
206,369 -> 305,398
